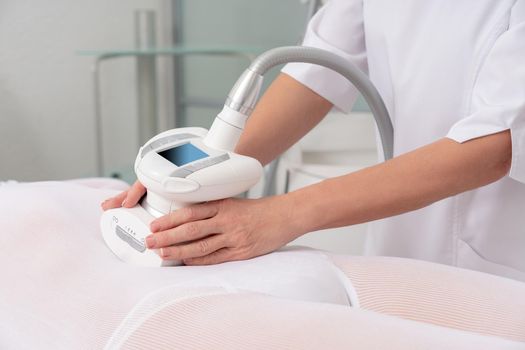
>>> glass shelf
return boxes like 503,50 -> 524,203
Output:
77,46 -> 266,59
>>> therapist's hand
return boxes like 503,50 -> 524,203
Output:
146,195 -> 301,265
101,181 -> 146,210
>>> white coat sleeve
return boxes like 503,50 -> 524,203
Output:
281,0 -> 367,113
446,2 -> 525,183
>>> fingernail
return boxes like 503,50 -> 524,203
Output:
150,222 -> 159,232
122,199 -> 128,207
160,248 -> 169,257
146,236 -> 156,248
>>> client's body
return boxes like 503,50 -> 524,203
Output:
1,180 -> 524,349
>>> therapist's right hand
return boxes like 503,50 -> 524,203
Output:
101,181 -> 146,210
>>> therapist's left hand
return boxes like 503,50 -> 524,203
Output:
146,195 -> 301,265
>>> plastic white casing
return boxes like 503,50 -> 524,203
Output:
136,126 -> 262,214
101,121 -> 263,267
204,105 -> 249,151
100,205 -> 177,266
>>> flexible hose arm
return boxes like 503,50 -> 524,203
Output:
206,46 -> 394,160
250,46 -> 393,160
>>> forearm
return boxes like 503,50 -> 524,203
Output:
286,131 -> 512,235
235,73 -> 333,165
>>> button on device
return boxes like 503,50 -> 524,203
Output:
169,153 -> 231,178
188,154 -> 230,172
115,225 -> 146,253
161,177 -> 200,193
171,168 -> 193,178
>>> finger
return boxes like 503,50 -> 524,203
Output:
122,181 -> 146,208
183,248 -> 235,266
147,219 -> 217,248
159,234 -> 227,260
101,191 -> 128,211
150,203 -> 219,232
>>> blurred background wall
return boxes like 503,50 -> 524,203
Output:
0,0 -> 316,181
177,0 -> 309,128
0,0 -> 171,180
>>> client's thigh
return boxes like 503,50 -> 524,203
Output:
329,254 -> 525,343
118,288 -> 524,350
0,180 -> 139,348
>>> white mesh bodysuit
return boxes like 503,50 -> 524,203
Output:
0,180 -> 524,349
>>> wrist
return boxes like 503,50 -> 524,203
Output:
263,193 -> 306,243
279,184 -> 330,239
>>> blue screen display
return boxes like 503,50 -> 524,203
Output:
158,143 -> 208,166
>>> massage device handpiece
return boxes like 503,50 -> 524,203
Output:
100,127 -> 263,267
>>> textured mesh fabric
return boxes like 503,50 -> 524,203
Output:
1,179 -> 524,349
119,288 -> 524,350
330,254 -> 525,343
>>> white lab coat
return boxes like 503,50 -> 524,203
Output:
283,0 -> 525,281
